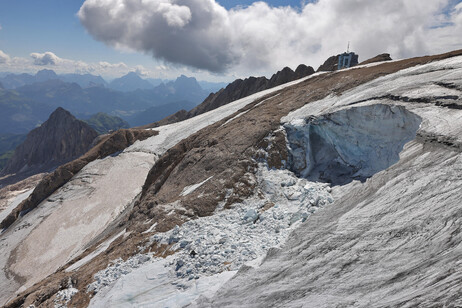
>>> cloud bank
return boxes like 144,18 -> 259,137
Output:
30,52 -> 62,66
0,50 -> 10,64
78,0 -> 462,75
0,49 -> 154,79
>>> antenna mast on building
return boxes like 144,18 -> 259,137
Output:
347,41 -> 350,53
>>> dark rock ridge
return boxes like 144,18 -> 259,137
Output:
144,64 -> 315,128
360,53 -> 393,65
317,55 -> 340,72
0,107 -> 98,182
0,128 -> 158,231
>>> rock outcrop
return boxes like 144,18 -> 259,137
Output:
0,108 -> 98,184
317,55 -> 340,72
360,53 -> 393,65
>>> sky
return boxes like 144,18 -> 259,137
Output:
0,0 -> 462,82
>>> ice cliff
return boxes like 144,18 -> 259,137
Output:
285,104 -> 422,185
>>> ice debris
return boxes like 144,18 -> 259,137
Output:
87,254 -> 152,294
54,278 -> 78,308
87,163 -> 333,295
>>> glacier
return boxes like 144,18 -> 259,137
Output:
198,55 -> 462,307
2,52 -> 462,307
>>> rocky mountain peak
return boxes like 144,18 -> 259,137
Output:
295,64 -> 315,78
109,72 -> 154,91
170,75 -> 203,93
35,69 -> 58,82
163,64 -> 315,121
0,107 -> 98,183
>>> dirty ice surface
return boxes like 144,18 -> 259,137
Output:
199,56 -> 462,307
0,152 -> 154,303
0,188 -> 34,225
88,164 -> 333,307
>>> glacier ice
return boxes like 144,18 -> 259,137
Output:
284,104 -> 422,185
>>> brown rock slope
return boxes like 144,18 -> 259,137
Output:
4,49 -> 462,308
0,128 -> 158,231
0,107 -> 98,186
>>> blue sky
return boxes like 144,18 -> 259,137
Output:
0,0 -> 303,80
0,0 -> 461,81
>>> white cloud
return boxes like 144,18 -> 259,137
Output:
78,0 -> 462,76
0,50 -> 10,64
30,51 -> 62,65
0,50 -> 181,80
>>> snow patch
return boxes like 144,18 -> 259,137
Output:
180,176 -> 213,197
65,229 -> 126,272
54,287 -> 78,308
0,188 -> 34,227
142,222 -> 157,234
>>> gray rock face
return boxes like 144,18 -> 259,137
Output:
0,107 -> 98,179
317,55 -> 340,72
360,53 -> 393,65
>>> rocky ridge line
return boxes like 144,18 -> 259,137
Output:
144,64 -> 315,128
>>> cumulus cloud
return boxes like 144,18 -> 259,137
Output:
30,51 -> 62,65
78,0 -> 462,75
0,50 -> 10,64
79,0 -> 237,72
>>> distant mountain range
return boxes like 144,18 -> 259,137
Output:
147,64 -> 316,128
83,113 -> 130,134
108,72 -> 154,91
0,69 -> 227,92
0,69 -> 107,89
0,70 -> 217,134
